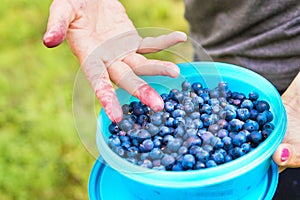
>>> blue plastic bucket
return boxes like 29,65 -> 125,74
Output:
90,62 -> 287,200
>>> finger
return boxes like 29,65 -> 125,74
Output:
82,58 -> 123,123
137,31 -> 187,54
273,143 -> 300,169
107,61 -> 164,112
43,0 -> 75,48
122,53 -> 180,78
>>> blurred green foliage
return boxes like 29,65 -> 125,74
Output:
0,0 -> 190,199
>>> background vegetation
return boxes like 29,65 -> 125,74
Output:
0,0 -> 191,199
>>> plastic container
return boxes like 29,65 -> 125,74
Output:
90,62 -> 287,200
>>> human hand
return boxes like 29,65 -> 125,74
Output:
273,72 -> 300,172
43,0 -> 187,123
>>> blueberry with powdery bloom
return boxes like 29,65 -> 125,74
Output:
107,80 -> 275,171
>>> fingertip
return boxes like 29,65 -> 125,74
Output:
172,31 -> 187,42
137,84 -> 164,112
163,61 -> 180,78
273,144 -> 291,167
43,29 -> 66,48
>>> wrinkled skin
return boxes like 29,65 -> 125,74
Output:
43,0 -> 187,123
43,0 -> 300,172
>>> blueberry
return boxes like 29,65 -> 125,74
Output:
161,93 -> 169,102
225,154 -> 233,163
208,124 -> 220,134
161,154 -> 175,170
191,82 -> 202,92
133,106 -> 145,116
201,104 -> 212,114
167,138 -> 182,152
165,117 -> 175,127
127,146 -> 139,158
249,131 -> 263,146
182,80 -> 191,91
150,113 -> 163,126
172,109 -> 186,118
108,123 -> 120,134
194,161 -> 206,170
262,128 -> 273,140
202,144 -> 213,154
211,137 -> 224,149
249,91 -> 259,101
249,109 -> 259,120
108,135 -> 121,148
210,89 -> 220,98
192,96 -> 204,107
217,129 -> 229,139
144,123 -> 159,136
256,112 -> 267,126
159,126 -> 171,137
118,119 -> 133,132
255,100 -> 270,112
149,148 -> 163,160
164,101 -> 175,113
139,139 -> 154,152
163,134 -> 174,145
217,119 -> 228,129
218,81 -> 228,91
172,162 -> 183,171
232,132 -> 247,147
211,152 -> 225,164
174,125 -> 185,137
121,141 -> 131,150
140,159 -> 153,169
241,143 -> 251,153
236,108 -> 250,121
137,114 -> 149,125
199,131 -> 213,145
206,160 -> 217,168
263,110 -> 274,122
122,104 -> 131,114
173,92 -> 185,103
186,136 -> 202,147
240,99 -> 253,110
184,102 -> 195,113
173,117 -> 185,127
200,113 -> 213,127
152,136 -> 162,148
191,119 -> 202,130
225,109 -> 237,121
231,147 -> 245,159
178,146 -> 189,155
189,145 -> 202,155
182,154 -> 196,169
263,122 -> 275,130
243,119 -> 259,132
114,146 -> 126,157
222,136 -> 233,151
228,119 -> 244,132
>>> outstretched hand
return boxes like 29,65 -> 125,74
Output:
43,0 -> 187,123
273,72 -> 300,172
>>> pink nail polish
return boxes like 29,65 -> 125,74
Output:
281,148 -> 290,162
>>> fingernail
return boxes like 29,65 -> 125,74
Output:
281,148 -> 290,162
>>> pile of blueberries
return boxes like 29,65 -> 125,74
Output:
107,81 -> 275,171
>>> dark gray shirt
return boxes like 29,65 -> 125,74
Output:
184,0 -> 300,91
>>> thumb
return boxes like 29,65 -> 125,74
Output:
43,0 -> 74,48
273,143 -> 300,171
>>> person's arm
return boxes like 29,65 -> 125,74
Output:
43,0 -> 187,123
273,71 -> 300,172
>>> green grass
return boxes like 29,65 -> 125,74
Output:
0,0 -> 191,199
